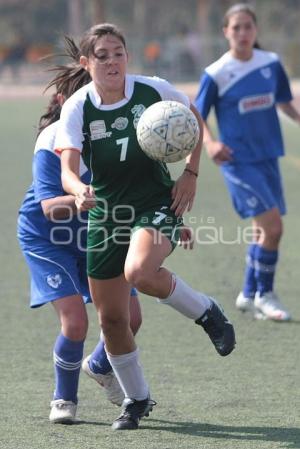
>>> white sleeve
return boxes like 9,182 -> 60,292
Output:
54,97 -> 85,152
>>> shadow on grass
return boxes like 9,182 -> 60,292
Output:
71,420 -> 109,426
287,319 -> 300,324
141,419 -> 300,448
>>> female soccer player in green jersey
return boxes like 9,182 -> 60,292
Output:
56,23 -> 236,431
18,37 -> 143,424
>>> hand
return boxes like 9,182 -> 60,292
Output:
178,226 -> 194,250
75,185 -> 96,211
171,171 -> 197,216
206,141 -> 233,164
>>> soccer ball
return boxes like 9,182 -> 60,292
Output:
136,100 -> 200,163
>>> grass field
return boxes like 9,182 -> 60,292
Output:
1,98 -> 300,449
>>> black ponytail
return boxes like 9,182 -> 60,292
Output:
37,94 -> 61,134
37,36 -> 91,135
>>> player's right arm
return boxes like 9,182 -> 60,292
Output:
195,71 -> 232,165
202,122 -> 232,165
61,148 -> 96,212
55,93 -> 96,211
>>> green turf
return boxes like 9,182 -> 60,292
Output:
1,99 -> 299,449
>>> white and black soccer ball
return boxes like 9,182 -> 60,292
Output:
136,100 -> 200,163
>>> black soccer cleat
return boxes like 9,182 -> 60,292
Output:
195,300 -> 236,356
111,396 -> 156,430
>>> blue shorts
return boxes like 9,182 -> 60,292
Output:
221,158 -> 286,219
20,240 -> 92,308
19,239 -> 138,308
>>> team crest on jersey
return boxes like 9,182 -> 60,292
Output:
131,104 -> 146,128
47,274 -> 62,289
111,117 -> 129,130
90,120 -> 112,140
260,67 -> 271,79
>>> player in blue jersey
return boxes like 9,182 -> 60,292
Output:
195,3 -> 300,321
17,38 -> 143,424
56,23 -> 236,431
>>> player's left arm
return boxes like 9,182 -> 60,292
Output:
275,60 -> 300,124
277,102 -> 300,125
171,105 -> 203,217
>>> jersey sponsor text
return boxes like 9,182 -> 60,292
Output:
238,93 -> 274,114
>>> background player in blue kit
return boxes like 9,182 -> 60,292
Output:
17,38 -> 142,424
195,3 -> 300,321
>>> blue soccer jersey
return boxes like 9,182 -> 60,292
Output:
195,49 -> 293,163
17,121 -> 90,252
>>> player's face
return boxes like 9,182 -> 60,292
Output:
80,34 -> 128,101
223,12 -> 257,59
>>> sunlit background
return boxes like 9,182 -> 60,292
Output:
1,0 -> 300,86
1,3 -> 300,448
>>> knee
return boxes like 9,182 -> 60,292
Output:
125,265 -> 153,293
100,313 -> 129,338
124,263 -> 138,286
262,221 -> 283,246
62,315 -> 88,341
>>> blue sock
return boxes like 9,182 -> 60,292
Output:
89,339 -> 112,375
242,243 -> 257,298
255,246 -> 278,296
53,333 -> 84,404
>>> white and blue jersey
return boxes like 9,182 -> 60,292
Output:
18,121 -> 90,249
195,49 -> 291,219
195,49 -> 292,163
17,121 -> 91,307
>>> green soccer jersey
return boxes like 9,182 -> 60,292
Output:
56,74 -> 190,219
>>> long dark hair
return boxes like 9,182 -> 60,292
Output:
223,3 -> 261,49
38,36 -> 91,134
38,23 -> 126,134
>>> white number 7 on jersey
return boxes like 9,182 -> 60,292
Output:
116,137 -> 129,161
152,211 -> 167,225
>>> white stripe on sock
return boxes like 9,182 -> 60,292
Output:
53,352 -> 82,371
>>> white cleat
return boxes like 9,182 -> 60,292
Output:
254,292 -> 291,322
49,399 -> 77,424
235,292 -> 255,313
82,355 -> 124,406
